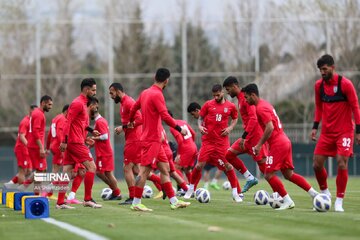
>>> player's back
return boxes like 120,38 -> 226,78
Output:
138,85 -> 163,142
94,115 -> 113,157
49,114 -> 66,149
237,92 -> 263,135
171,119 -> 197,151
66,95 -> 89,143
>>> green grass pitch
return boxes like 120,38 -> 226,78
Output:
1,177 -> 360,240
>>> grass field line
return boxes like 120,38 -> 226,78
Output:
42,217 -> 109,240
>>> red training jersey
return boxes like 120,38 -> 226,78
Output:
94,114 -> 113,157
255,99 -> 285,145
46,113 -> 66,151
314,73 -> 360,134
200,99 -> 238,146
129,84 -> 177,142
28,108 -> 46,149
63,94 -> 89,143
15,115 -> 30,150
170,119 -> 197,154
120,94 -> 142,143
237,92 -> 263,138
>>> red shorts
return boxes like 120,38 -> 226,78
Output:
96,155 -> 114,173
124,142 -> 141,165
14,147 -> 32,169
177,147 -> 197,168
314,131 -> 354,157
198,143 -> 229,171
141,141 -> 168,167
63,143 -> 94,165
28,147 -> 47,171
230,136 -> 268,161
265,136 -> 294,173
51,148 -> 64,165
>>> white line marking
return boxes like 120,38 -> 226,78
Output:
42,217 -> 109,240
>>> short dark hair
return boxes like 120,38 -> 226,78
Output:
30,104 -> 38,110
223,76 -> 239,87
317,54 -> 335,68
241,83 -> 259,96
155,68 -> 170,82
87,96 -> 99,107
109,82 -> 124,92
62,104 -> 69,113
40,95 -> 52,103
187,102 -> 201,113
81,78 -> 96,90
212,84 -> 222,93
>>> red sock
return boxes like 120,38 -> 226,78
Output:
226,168 -> 240,192
128,186 -> 135,198
112,188 -> 121,197
149,174 -> 162,191
134,186 -> 143,199
71,174 -> 83,192
56,181 -> 69,205
161,182 -> 175,199
288,173 -> 311,192
190,167 -> 202,188
257,162 -> 266,174
179,182 -> 188,191
225,151 -> 247,174
185,172 -> 192,184
267,176 -> 287,197
84,171 -> 95,201
12,176 -> 18,184
237,181 -> 241,194
314,167 -> 328,190
23,178 -> 33,186
336,168 -> 348,198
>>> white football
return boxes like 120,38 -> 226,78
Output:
194,188 -> 206,199
196,189 -> 210,203
268,192 -> 284,209
222,181 -> 231,190
254,190 -> 270,205
142,185 -> 153,198
313,194 -> 331,212
100,188 -> 112,200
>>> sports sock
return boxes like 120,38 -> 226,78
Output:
71,174 -> 83,193
243,170 -> 255,181
185,172 -> 192,184
112,188 -> 121,197
191,167 -> 202,186
162,182 -> 175,199
226,168 -> 241,192
149,174 -> 162,191
12,176 -> 18,184
314,167 -> 328,190
57,181 -> 70,205
178,181 -> 188,191
134,186 -> 143,199
268,175 -> 287,197
288,173 -> 311,191
336,168 -> 348,198
128,186 -> 135,199
225,151 -> 247,174
84,171 -> 95,201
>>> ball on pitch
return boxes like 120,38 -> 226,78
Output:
142,185 -> 153,198
254,190 -> 270,205
100,188 -> 113,200
196,189 -> 210,203
313,194 -> 331,212
268,192 -> 284,209
222,181 -> 231,190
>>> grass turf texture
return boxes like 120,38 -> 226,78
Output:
1,177 -> 360,240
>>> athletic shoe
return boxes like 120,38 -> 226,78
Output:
66,198 -> 83,204
210,182 -> 220,190
118,198 -> 133,205
4,182 -> 17,189
154,191 -> 164,199
276,201 -> 295,210
233,194 -> 243,203
335,199 -> 344,212
83,199 -> 102,208
162,190 -> 167,200
170,200 -> 191,210
130,203 -> 153,212
183,188 -> 194,199
177,189 -> 186,197
107,194 -> 122,201
56,203 -> 75,209
241,178 -> 259,193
